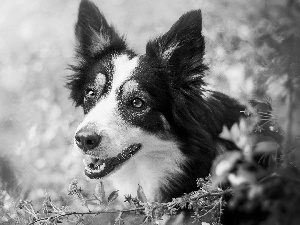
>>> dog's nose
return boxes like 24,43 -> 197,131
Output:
75,129 -> 101,152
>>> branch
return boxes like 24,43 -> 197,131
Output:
218,196 -> 223,224
197,200 -> 220,220
191,189 -> 232,201
28,207 -> 145,225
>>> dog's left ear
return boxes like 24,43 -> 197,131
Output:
75,0 -> 126,58
146,10 -> 207,86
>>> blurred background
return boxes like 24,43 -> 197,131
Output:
0,0 -> 299,222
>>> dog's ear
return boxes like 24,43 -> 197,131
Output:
146,11 -> 236,142
146,10 -> 207,87
75,0 -> 126,58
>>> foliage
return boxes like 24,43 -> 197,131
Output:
4,177 -> 229,225
0,0 -> 300,224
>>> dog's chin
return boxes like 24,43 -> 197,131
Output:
83,143 -> 142,179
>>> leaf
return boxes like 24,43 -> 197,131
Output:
219,126 -> 232,140
228,163 -> 261,186
213,151 -> 242,176
137,184 -> 147,203
230,123 -> 241,142
95,180 -> 105,204
228,168 -> 254,186
108,190 -> 119,204
255,140 -> 279,154
219,121 -> 245,143
211,151 -> 242,187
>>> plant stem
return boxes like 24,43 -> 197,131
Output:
28,207 -> 145,225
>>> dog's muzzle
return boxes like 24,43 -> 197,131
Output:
74,126 -> 142,179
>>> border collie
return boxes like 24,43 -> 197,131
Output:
67,0 -> 245,205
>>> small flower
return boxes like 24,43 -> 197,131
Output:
16,200 -> 25,209
255,125 -> 264,132
68,179 -> 81,195
241,108 -> 252,117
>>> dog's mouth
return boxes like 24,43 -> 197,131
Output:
83,144 -> 142,179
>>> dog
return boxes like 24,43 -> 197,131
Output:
67,0 -> 246,208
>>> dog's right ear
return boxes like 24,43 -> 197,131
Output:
75,0 -> 126,58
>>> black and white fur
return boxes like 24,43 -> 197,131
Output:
67,0 -> 245,205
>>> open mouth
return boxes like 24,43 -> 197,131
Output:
83,144 -> 141,179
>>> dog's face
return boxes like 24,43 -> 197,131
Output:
74,53 -> 178,179
68,0 -> 211,201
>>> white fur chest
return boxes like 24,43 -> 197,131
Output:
103,137 -> 185,207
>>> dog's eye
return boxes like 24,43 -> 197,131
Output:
84,89 -> 96,100
131,98 -> 144,108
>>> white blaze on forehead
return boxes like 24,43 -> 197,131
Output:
75,54 -> 139,150
111,54 -> 139,93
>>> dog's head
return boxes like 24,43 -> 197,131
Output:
67,0 -> 231,196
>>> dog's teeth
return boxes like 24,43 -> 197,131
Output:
100,163 -> 105,171
85,162 -> 106,174
85,166 -> 93,173
94,159 -> 102,167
